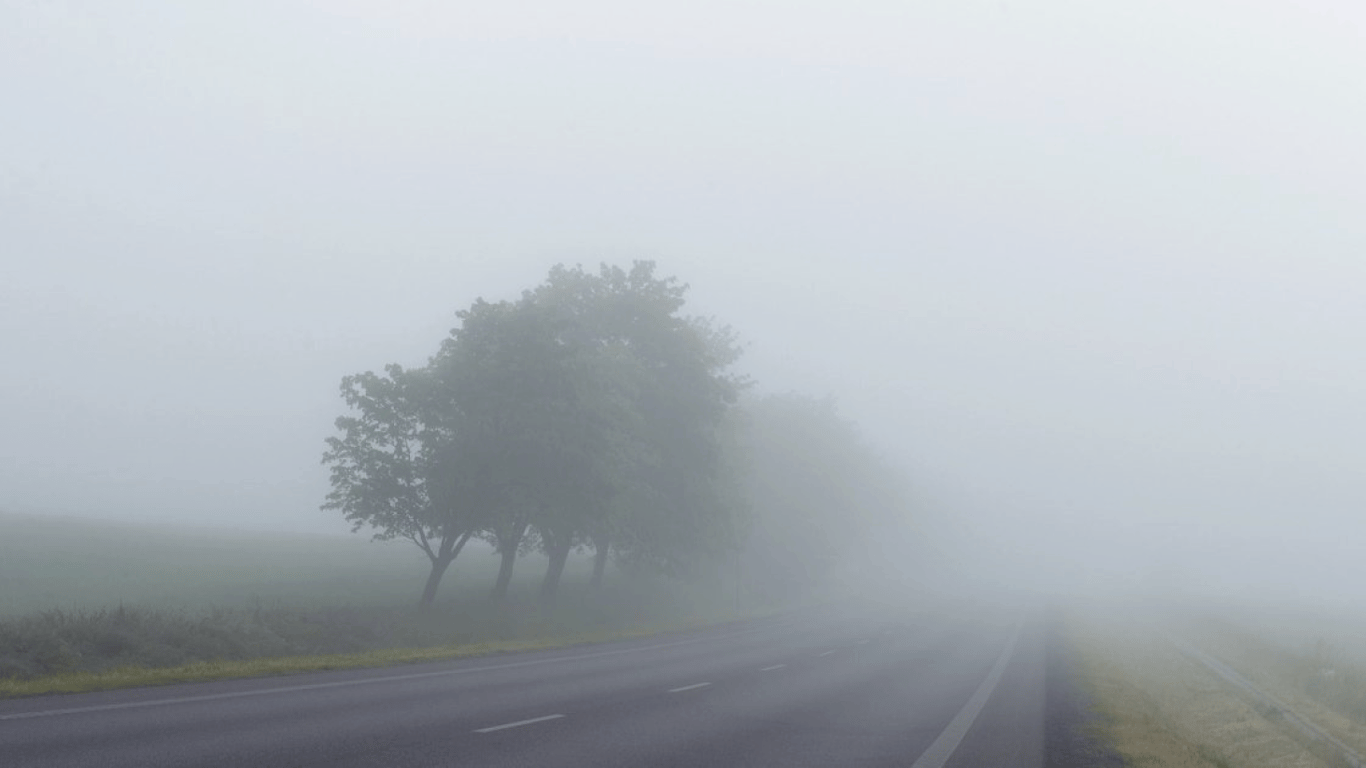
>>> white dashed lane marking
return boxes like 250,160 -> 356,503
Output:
667,682 -> 712,693
473,714 -> 565,733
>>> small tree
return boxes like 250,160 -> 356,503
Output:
321,365 -> 484,607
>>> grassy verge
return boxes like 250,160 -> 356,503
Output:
0,610 -> 760,699
1067,608 -> 1331,768
1177,614 -> 1366,760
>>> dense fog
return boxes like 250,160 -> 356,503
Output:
3,2 -> 1364,609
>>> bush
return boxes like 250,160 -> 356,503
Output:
0,606 -> 291,679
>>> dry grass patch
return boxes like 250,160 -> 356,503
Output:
1182,619 -> 1366,758
1069,611 -> 1329,768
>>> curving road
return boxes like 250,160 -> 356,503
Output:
0,601 -> 1044,767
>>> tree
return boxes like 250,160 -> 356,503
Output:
527,262 -> 746,589
426,296 -> 603,601
321,365 -> 485,607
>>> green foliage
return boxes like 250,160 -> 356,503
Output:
530,262 -> 746,580
322,362 -> 484,605
323,365 -> 432,543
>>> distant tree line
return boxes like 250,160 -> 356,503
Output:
322,261 -> 911,607
730,394 -> 913,602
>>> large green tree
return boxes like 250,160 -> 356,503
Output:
430,293 -> 626,603
528,262 -> 746,590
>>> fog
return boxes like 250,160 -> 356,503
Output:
4,2 -> 1364,608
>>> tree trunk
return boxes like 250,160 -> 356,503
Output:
490,544 -> 518,601
417,530 -> 474,608
589,536 -> 610,588
539,540 -> 572,603
419,553 -> 455,608
489,522 -> 527,602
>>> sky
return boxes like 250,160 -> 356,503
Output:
3,1 -> 1364,604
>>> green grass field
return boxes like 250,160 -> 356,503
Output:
0,511 -> 450,615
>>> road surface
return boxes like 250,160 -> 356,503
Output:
0,601 -> 1044,767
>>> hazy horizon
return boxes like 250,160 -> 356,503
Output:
5,1 -> 1364,608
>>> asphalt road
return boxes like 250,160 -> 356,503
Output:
0,601 -> 1044,767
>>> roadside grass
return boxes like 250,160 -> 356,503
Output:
0,611 -> 755,698
0,569 -> 774,695
1177,615 -> 1366,758
1299,646 -> 1366,727
0,511 -> 786,699
1066,609 -> 1331,768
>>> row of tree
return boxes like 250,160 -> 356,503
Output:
322,262 -> 911,606
733,394 -> 914,602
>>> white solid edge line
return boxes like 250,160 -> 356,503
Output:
759,664 -> 786,671
818,650 -> 835,657
0,624 -> 781,721
667,682 -> 712,693
474,713 -> 565,733
910,622 -> 1023,768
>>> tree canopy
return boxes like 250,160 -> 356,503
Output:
323,261 -> 746,605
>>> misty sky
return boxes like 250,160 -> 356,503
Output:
3,1 -> 1364,602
